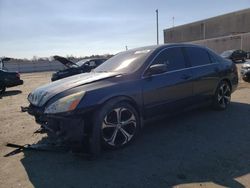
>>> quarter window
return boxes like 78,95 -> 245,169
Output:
185,47 -> 211,66
152,47 -> 186,72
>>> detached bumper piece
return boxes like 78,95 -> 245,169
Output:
4,143 -> 92,159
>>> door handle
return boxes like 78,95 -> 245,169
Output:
181,74 -> 192,80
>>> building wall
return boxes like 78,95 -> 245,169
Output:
191,33 -> 250,53
164,8 -> 250,43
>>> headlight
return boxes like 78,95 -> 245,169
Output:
44,91 -> 85,114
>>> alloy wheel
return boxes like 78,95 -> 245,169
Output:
217,83 -> 231,108
102,107 -> 137,147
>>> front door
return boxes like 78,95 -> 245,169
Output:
142,47 -> 193,118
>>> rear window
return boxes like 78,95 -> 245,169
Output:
185,47 -> 211,67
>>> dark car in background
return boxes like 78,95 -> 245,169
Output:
51,56 -> 107,81
26,44 -> 238,157
0,69 -> 23,94
221,49 -> 247,63
241,61 -> 250,81
0,57 -> 23,94
247,52 -> 250,59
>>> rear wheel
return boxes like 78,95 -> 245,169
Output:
88,100 -> 140,157
213,81 -> 231,110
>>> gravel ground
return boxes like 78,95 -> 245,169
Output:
0,65 -> 250,188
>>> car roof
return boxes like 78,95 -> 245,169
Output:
126,43 -> 208,54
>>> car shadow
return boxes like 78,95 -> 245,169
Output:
20,102 -> 250,188
0,90 -> 22,98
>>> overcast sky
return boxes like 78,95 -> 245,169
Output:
0,0 -> 249,59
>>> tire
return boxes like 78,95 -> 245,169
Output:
88,99 -> 140,157
242,76 -> 250,82
0,86 -> 6,95
212,80 -> 231,110
242,57 -> 246,62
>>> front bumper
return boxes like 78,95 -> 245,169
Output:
27,105 -> 87,145
6,79 -> 23,87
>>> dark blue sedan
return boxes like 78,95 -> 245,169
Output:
26,44 -> 238,157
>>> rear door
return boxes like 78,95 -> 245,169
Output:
184,47 -> 220,102
142,47 -> 193,117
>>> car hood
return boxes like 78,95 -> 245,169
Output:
28,72 -> 119,107
53,55 -> 79,68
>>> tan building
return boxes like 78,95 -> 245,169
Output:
163,8 -> 250,53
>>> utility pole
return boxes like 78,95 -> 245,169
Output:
172,16 -> 175,27
156,9 -> 159,45
125,46 -> 128,51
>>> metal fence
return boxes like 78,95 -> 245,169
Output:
4,61 -> 65,73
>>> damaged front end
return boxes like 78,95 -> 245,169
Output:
26,104 -> 87,147
22,72 -> 120,156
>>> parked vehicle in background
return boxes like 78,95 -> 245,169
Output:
241,61 -> 250,82
51,56 -> 107,81
0,69 -> 23,94
247,52 -> 250,59
0,57 -> 11,70
220,49 -> 247,63
26,44 -> 238,157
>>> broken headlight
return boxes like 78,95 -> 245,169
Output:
44,91 -> 85,114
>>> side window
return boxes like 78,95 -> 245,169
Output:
152,47 -> 186,72
88,61 -> 96,67
96,59 -> 104,66
185,47 -> 211,67
208,50 -> 220,63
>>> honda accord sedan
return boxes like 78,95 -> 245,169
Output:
26,44 -> 238,157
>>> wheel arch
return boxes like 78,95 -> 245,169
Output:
221,78 -> 232,90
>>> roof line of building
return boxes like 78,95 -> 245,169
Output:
164,8 -> 250,32
186,32 -> 250,44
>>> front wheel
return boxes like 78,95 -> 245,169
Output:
212,81 -> 231,110
88,100 -> 140,157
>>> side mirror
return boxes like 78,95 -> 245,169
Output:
147,63 -> 167,76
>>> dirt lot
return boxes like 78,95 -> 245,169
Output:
0,67 -> 250,188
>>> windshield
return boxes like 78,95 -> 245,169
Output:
94,48 -> 154,74
221,50 -> 233,57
